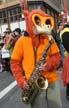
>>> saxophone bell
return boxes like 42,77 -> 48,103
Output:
36,76 -> 48,89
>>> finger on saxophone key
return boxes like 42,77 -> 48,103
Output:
39,63 -> 47,71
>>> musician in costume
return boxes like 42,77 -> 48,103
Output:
10,0 -> 62,108
60,24 -> 69,100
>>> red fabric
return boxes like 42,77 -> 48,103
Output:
61,55 -> 69,86
46,53 -> 61,71
10,36 -> 19,47
32,34 -> 46,47
10,59 -> 25,88
4,36 -> 9,45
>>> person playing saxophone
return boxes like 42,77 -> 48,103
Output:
10,9 -> 62,108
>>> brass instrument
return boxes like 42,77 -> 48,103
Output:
21,38 -> 54,104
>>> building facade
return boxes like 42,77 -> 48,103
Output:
0,0 -> 61,33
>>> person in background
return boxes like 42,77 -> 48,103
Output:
4,28 -> 21,72
10,28 -> 21,47
2,30 -> 11,71
5,28 -> 21,55
3,30 -> 11,46
61,24 -> 69,101
56,22 -> 65,65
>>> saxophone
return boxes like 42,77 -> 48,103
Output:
21,38 -> 54,104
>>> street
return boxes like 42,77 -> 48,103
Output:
0,69 -> 69,108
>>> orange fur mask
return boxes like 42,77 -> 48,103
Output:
21,1 -> 54,46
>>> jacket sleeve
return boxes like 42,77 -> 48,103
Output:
61,56 -> 69,86
10,59 -> 25,89
46,52 -> 61,71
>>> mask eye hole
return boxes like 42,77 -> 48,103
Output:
45,19 -> 51,25
34,16 -> 41,25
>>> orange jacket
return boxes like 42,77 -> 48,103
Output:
10,35 -> 61,88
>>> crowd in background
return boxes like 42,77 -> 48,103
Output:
0,27 -> 24,72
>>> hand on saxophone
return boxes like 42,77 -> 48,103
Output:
22,80 -> 29,90
39,62 -> 47,71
